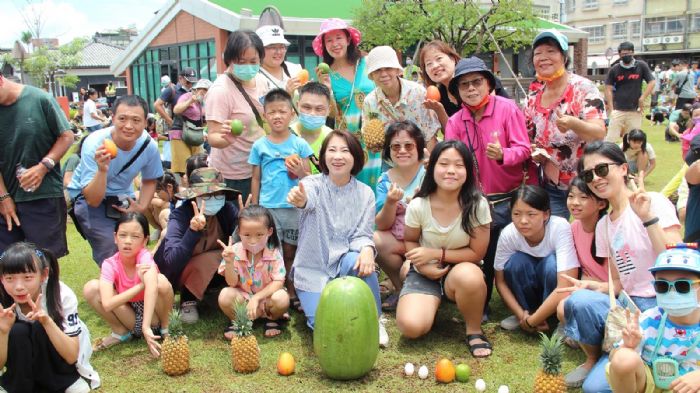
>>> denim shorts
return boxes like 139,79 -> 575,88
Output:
400,265 -> 444,298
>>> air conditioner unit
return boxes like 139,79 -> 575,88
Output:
662,36 -> 672,43
643,37 -> 655,45
670,35 -> 683,43
651,37 -> 662,44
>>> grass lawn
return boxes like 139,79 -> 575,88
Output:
59,117 -> 684,392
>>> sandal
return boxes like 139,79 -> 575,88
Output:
263,318 -> 286,338
379,279 -> 395,295
223,324 -> 235,341
289,296 -> 304,313
466,333 -> 493,359
93,331 -> 131,351
381,293 -> 399,311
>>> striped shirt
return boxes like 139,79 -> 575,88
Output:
636,307 -> 700,375
292,174 -> 376,292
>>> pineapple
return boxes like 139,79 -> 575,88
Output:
533,332 -> 566,393
161,309 -> 190,376
230,300 -> 260,373
361,113 -> 385,152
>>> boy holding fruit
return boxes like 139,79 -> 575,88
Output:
362,46 -> 441,152
249,88 -> 313,304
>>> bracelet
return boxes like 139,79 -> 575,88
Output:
440,247 -> 446,264
643,217 -> 660,228
0,192 -> 9,202
525,317 -> 535,329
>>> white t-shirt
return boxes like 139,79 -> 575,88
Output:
595,192 -> 680,298
15,281 -> 101,388
259,61 -> 303,91
495,215 -> 580,272
621,143 -> 656,161
83,99 -> 101,127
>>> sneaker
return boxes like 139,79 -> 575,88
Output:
180,301 -> 199,324
379,317 -> 389,348
500,315 -> 520,331
565,365 -> 591,388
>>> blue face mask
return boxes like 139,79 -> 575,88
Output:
198,195 -> 226,216
232,64 -> 260,81
299,113 -> 326,131
657,288 -> 699,317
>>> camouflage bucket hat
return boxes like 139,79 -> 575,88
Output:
175,167 -> 239,200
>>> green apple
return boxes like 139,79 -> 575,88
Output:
455,363 -> 471,383
230,119 -> 244,136
318,62 -> 330,74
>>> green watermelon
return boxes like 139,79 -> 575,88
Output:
313,276 -> 379,380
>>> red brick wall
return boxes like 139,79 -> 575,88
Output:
150,11 -> 219,47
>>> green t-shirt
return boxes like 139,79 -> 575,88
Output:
291,121 -> 332,175
62,154 -> 80,177
0,85 -> 71,202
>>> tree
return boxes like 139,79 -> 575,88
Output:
353,0 -> 539,56
5,38 -> 84,91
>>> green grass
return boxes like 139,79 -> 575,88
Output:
59,118 -> 683,392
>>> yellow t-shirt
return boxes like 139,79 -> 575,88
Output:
405,195 -> 492,250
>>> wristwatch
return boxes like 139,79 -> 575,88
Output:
41,157 -> 55,170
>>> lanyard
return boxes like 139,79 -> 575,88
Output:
652,312 -> 700,361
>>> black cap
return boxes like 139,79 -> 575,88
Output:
685,134 -> 700,166
179,67 -> 198,83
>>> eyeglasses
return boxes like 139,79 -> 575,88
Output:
390,142 -> 416,152
266,45 -> 287,53
457,77 -> 485,90
203,194 -> 225,201
580,163 -> 619,183
652,279 -> 700,294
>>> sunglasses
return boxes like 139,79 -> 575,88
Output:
580,163 -> 619,183
390,142 -> 416,152
457,77 -> 485,90
652,279 -> 700,294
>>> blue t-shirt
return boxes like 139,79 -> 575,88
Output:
67,127 -> 163,199
248,134 -> 313,208
375,166 -> 425,213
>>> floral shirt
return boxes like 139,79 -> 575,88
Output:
362,78 -> 441,142
523,73 -> 606,185
217,242 -> 286,295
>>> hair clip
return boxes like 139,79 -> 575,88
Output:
34,249 -> 44,258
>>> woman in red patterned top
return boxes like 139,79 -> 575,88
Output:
523,30 -> 606,219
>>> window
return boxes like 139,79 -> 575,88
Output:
630,20 -> 641,38
612,22 -> 628,40
613,0 -> 628,4
533,5 -> 550,19
583,25 -> 606,43
666,17 -> 684,34
583,0 -> 598,10
566,0 -> 575,13
645,17 -> 665,36
692,13 -> 700,32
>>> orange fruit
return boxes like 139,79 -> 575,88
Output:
285,154 -> 301,179
426,85 -> 441,101
297,69 -> 309,85
435,358 -> 455,384
277,352 -> 295,376
103,139 -> 118,158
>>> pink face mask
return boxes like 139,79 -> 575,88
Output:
243,235 -> 269,255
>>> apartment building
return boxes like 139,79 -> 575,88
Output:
641,0 -> 700,67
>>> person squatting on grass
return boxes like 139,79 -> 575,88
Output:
217,205 -> 290,340
394,140 -> 493,358
0,243 -> 99,392
83,213 -> 174,357
561,141 -> 682,392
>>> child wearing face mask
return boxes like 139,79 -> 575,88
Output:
607,244 -> 700,393
217,205 -> 288,340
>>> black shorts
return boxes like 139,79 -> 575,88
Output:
0,197 -> 67,257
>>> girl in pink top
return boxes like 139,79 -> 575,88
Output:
566,177 -> 609,282
217,205 -> 289,340
83,213 -> 174,357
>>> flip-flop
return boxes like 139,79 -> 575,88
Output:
263,319 -> 286,338
223,324 -> 235,341
93,331 -> 131,351
381,293 -> 399,311
289,296 -> 304,313
466,333 -> 493,359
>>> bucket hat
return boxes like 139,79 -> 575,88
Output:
312,18 -> 361,57
448,56 -> 496,99
366,46 -> 403,75
175,168 -> 238,200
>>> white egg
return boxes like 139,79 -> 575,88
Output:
418,365 -> 429,379
498,385 -> 510,393
404,362 -> 415,376
475,378 -> 486,392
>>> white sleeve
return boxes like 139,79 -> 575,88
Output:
595,217 -> 610,259
551,218 -> 580,271
59,283 -> 82,337
495,224 -> 518,271
647,144 -> 656,160
650,192 -> 681,229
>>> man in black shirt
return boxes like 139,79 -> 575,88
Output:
604,42 -> 655,142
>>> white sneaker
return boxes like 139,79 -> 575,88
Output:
500,315 -> 520,331
180,301 -> 199,324
379,317 -> 389,348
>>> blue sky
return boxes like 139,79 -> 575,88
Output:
0,0 -> 167,48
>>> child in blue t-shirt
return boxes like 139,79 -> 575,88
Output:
249,89 -> 313,307
608,244 -> 700,393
